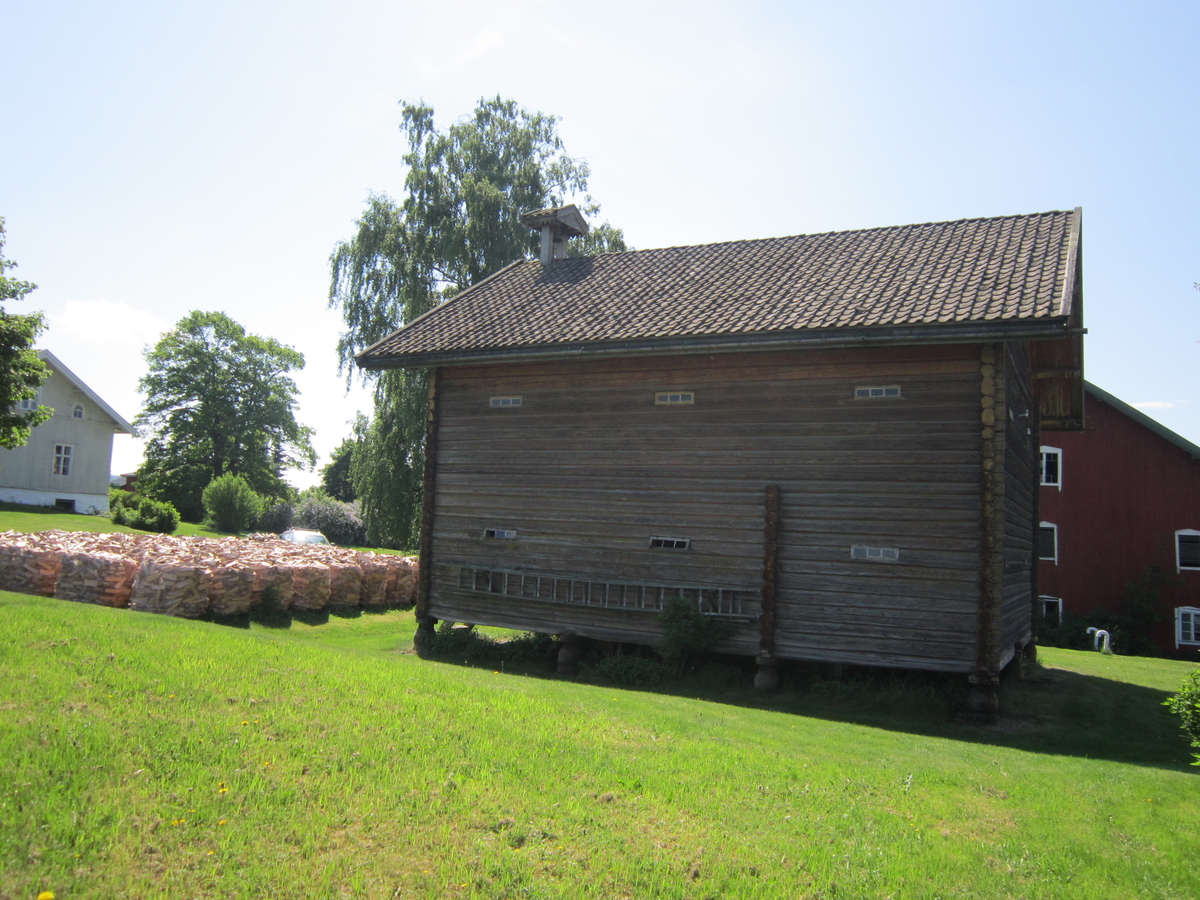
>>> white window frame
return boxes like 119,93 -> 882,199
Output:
1038,522 -> 1058,563
1176,529 -> 1200,572
1039,446 -> 1062,488
53,444 -> 74,477
72,404 -> 85,419
16,393 -> 38,411
1038,595 -> 1063,627
1176,607 -> 1200,647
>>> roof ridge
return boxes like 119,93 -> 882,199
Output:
573,209 -> 1076,260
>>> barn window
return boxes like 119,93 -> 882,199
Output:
1039,596 -> 1063,628
1177,530 -> 1200,571
1040,447 -> 1062,487
1177,607 -> 1200,646
854,385 -> 901,399
649,537 -> 690,550
484,528 -> 517,540
654,392 -> 694,405
1038,523 -> 1058,563
489,396 -> 522,408
850,545 -> 899,561
72,404 -> 85,419
53,444 -> 73,476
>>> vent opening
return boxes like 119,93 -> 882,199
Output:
484,528 -> 518,540
490,396 -> 522,408
850,544 -> 899,561
654,392 -> 694,405
649,536 -> 690,550
854,385 -> 901,399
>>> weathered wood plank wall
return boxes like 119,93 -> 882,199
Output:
1000,342 -> 1037,660
427,343 -> 991,672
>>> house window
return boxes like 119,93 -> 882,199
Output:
72,404 -> 84,419
16,393 -> 37,411
1177,608 -> 1200,646
1177,531 -> 1200,571
854,385 -> 901,399
850,545 -> 900,561
1038,523 -> 1058,563
1040,446 -> 1062,488
654,392 -> 694,405
489,396 -> 522,408
483,528 -> 517,540
1039,596 -> 1063,628
649,537 -> 690,550
53,444 -> 73,476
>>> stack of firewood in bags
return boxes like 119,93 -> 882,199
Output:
0,530 -> 418,618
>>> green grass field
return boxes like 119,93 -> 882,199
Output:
1,591 -> 1197,900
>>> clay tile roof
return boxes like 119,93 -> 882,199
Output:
358,208 -> 1081,368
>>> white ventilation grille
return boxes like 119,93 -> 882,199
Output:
850,545 -> 899,561
649,537 -> 690,550
490,396 -> 522,408
655,392 -> 694,405
854,386 -> 901,399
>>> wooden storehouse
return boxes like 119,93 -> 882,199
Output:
358,207 -> 1085,706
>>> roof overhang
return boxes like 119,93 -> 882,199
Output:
358,316 -> 1079,371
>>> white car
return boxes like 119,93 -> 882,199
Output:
280,529 -> 331,545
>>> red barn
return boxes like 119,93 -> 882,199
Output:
1037,382 -> 1200,657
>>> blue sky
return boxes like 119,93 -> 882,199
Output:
3,0 -> 1197,482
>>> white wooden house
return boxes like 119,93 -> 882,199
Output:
0,350 -> 134,514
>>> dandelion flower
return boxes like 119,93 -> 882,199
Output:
240,720 -> 248,726
37,892 -> 55,900
218,819 -> 227,826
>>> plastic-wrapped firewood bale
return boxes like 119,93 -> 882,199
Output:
356,552 -> 388,608
290,562 -> 331,611
0,544 -> 63,596
208,563 -> 257,615
129,558 -> 212,618
248,564 -> 294,612
384,555 -> 418,607
327,559 -> 362,608
55,551 -> 138,607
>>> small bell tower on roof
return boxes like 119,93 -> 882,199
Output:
522,204 -> 589,265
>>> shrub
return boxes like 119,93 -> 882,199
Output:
201,473 -> 264,534
257,500 -> 294,534
656,594 -> 730,674
1164,669 -> 1200,766
294,489 -> 364,546
111,494 -> 179,534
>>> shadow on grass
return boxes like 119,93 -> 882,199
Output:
211,604 -> 397,631
420,633 -> 1195,772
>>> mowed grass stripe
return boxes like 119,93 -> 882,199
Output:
0,592 -> 1197,899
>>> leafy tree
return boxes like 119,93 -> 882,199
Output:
329,96 -> 627,548
0,218 -> 51,448
320,435 -> 356,502
135,311 -> 315,522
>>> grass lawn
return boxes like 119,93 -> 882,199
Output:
1,593 -> 1197,899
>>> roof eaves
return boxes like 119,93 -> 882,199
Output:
37,349 -> 135,434
1085,381 -> 1200,461
359,316 -> 1075,370
1057,207 -> 1083,318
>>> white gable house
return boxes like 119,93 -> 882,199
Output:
0,350 -> 134,514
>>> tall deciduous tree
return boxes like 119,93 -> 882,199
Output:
135,311 -> 315,522
330,96 -> 627,548
0,218 -> 51,448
